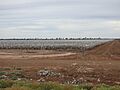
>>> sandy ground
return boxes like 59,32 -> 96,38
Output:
0,52 -> 76,59
0,40 -> 120,85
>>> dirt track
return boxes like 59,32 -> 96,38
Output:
0,40 -> 120,85
0,52 -> 75,59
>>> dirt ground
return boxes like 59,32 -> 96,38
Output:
0,40 -> 120,85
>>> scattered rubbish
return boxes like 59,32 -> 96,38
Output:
37,69 -> 61,77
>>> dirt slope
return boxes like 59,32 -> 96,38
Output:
88,40 -> 120,56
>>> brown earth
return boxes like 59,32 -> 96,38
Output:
88,40 -> 120,56
0,40 -> 120,85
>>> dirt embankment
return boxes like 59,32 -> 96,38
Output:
87,40 -> 120,56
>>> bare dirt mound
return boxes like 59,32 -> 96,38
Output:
88,40 -> 120,56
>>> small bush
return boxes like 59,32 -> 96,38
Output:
9,71 -> 24,80
0,72 -> 6,76
76,84 -> 93,90
0,68 -> 11,71
5,86 -> 32,90
4,68 -> 11,71
0,76 -> 5,79
0,80 -> 13,88
10,76 -> 18,80
0,80 -> 120,90
92,84 -> 120,90
38,83 -> 56,90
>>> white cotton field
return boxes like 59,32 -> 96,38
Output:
0,40 -> 110,49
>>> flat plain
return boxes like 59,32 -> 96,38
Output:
0,40 -> 120,85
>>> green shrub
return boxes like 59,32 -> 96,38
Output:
4,68 -> 11,71
5,86 -> 32,90
0,68 -> 11,71
10,76 -> 18,80
0,72 -> 6,76
38,83 -> 56,90
37,83 -> 63,90
0,80 -> 13,88
0,76 -> 5,79
111,86 -> 120,90
0,80 -> 120,90
92,84 -> 120,90
9,71 -> 24,80
21,83 -> 40,89
76,84 -> 93,90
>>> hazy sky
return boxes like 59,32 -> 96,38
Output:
0,0 -> 120,38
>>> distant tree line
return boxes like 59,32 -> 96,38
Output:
0,37 -> 114,40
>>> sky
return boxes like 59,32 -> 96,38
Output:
0,0 -> 120,38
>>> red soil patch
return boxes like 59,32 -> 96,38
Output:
88,40 -> 120,57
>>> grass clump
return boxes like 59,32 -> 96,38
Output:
92,84 -> 120,90
74,84 -> 93,90
0,80 -> 120,90
38,83 -> 64,90
0,80 -> 13,88
9,71 -> 24,80
0,72 -> 6,76
4,86 -> 32,90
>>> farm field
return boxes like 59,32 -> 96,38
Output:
0,40 -> 109,50
0,40 -> 120,89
